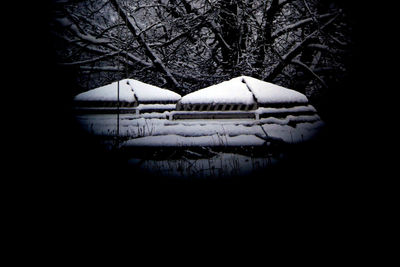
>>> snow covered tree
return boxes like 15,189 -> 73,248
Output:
50,0 -> 352,104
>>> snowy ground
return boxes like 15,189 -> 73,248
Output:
75,112 -> 324,178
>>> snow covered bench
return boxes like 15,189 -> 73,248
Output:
176,103 -> 257,112
170,111 -> 257,120
74,78 -> 181,114
170,76 -> 319,123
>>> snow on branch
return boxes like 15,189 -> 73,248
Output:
57,32 -> 152,69
278,0 -> 294,6
267,13 -> 339,81
80,66 -> 122,72
291,60 -> 328,88
307,43 -> 330,51
328,34 -> 348,47
272,13 -> 336,39
56,17 -> 110,45
182,0 -> 232,52
282,14 -> 339,61
59,51 -> 120,66
109,0 -> 180,89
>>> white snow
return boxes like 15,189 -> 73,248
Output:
242,76 -> 309,105
74,79 -> 181,103
136,104 -> 176,110
75,114 -> 323,145
128,79 -> 181,102
255,105 -> 316,114
74,79 -> 135,103
178,76 -> 308,106
73,76 -> 323,150
180,77 -> 255,105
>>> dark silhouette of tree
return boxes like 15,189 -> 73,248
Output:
50,0 -> 352,103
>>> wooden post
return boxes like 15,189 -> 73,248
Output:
117,80 -> 120,141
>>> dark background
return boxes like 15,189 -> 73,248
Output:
17,1 -> 390,188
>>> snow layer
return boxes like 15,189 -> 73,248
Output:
128,79 -> 181,102
136,104 -> 176,110
180,77 -> 255,105
74,79 -> 135,103
242,76 -> 309,104
74,79 -> 181,103
75,114 -> 323,145
255,105 -> 316,114
179,76 -> 308,106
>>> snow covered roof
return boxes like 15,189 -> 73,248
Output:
180,77 -> 255,105
74,79 -> 181,103
243,76 -> 308,105
179,76 -> 308,106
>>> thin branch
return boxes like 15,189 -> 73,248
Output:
267,13 -> 339,81
291,60 -> 328,88
59,51 -> 119,66
80,66 -> 121,72
56,17 -> 110,45
109,0 -> 180,89
272,13 -> 335,39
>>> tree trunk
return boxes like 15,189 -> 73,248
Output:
255,0 -> 279,69
109,0 -> 180,89
219,0 -> 240,70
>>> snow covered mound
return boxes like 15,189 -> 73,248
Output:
180,77 -> 255,105
242,76 -> 308,105
74,79 -> 181,104
178,76 -> 309,109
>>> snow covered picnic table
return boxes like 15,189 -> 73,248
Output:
176,76 -> 308,109
72,76 -> 326,178
75,113 -> 324,148
169,105 -> 318,120
73,76 -> 324,147
172,76 -> 314,120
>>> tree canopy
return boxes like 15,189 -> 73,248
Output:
50,0 -> 352,105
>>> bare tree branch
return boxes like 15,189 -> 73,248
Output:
109,0 -> 180,89
267,13 -> 339,81
291,60 -> 328,88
